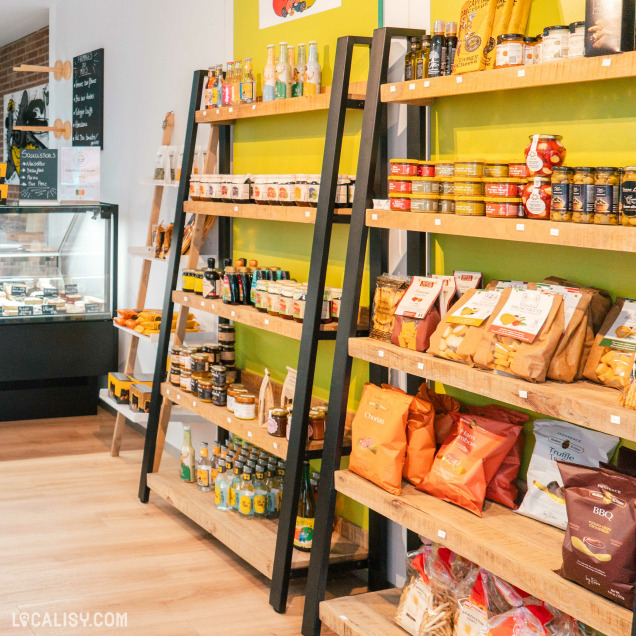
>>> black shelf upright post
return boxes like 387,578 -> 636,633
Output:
300,27 -> 430,636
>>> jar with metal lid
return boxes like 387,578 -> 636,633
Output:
254,280 -> 269,312
220,345 -> 235,365
182,270 -> 196,293
234,393 -> 256,420
191,353 -> 209,373
203,343 -> 221,364
218,324 -> 235,344
278,175 -> 296,206
268,408 -> 288,437
210,364 -> 226,386
293,287 -> 307,323
267,284 -> 280,317
523,177 -> 552,220
594,167 -> 620,225
199,175 -> 212,200
232,175 -> 251,203
551,167 -> 574,222
308,409 -> 326,441
198,380 -> 213,403
434,162 -> 454,177
180,370 -> 191,393
191,371 -> 207,395
525,134 -> 566,176
455,196 -> 485,216
279,286 -> 295,320
621,167 -> 636,226
543,25 -> 569,61
170,365 -> 181,386
194,270 -> 204,295
220,177 -> 232,202
411,177 -> 441,195
181,347 -> 193,371
417,162 -> 436,177
568,21 -> 585,59
225,365 -> 238,383
572,167 -> 595,224
227,384 -> 247,412
495,33 -> 525,68
523,36 -> 538,65
209,384 -> 224,407
170,345 -> 183,368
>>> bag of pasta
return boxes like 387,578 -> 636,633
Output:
474,288 -> 564,383
370,275 -> 409,343
428,289 -> 502,366
417,384 -> 461,445
584,297 -> 636,390
483,0 -> 515,70
453,0 -> 498,74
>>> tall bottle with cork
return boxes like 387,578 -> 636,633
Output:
180,425 -> 196,483
263,44 -> 276,102
293,461 -> 316,551
428,21 -> 447,77
293,43 -> 306,97
303,41 -> 321,96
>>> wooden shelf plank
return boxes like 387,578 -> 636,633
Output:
113,321 -> 211,345
147,471 -> 367,579
348,338 -> 636,443
195,81 -> 367,124
184,201 -> 351,224
381,51 -> 636,105
320,589 -> 403,636
335,470 -> 632,636
366,210 -> 636,254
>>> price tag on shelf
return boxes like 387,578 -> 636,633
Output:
41,305 -> 57,315
227,417 -> 232,424
273,442 -> 278,449
252,105 -> 256,110
210,303 -> 216,310
215,109 -> 220,115
519,390 -> 528,399
339,616 -> 349,622
602,58 -> 612,67
610,415 -> 621,425
234,206 -> 239,212
417,362 -> 424,370
434,218 -> 441,226
378,350 -> 385,358
305,211 -> 311,217
516,223 -> 525,232
517,69 -> 526,78
456,76 -> 463,84
264,319 -> 269,325
231,310 -> 235,317
438,530 -> 447,539
192,401 -> 197,408
183,296 -> 189,303
371,213 -> 378,221
424,81 -> 430,88
18,306 -> 34,317
390,85 -> 396,93
65,284 -> 78,294
200,301 -> 205,307
43,288 -> 57,298
550,228 -> 559,237
247,431 -> 253,438
229,107 -> 233,113
176,394 -> 181,400
85,303 -> 100,313
409,83 -> 416,90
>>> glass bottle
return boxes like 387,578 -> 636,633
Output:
287,45 -> 296,96
253,464 -> 268,518
213,64 -> 223,107
263,44 -> 276,102
265,462 -> 280,519
214,463 -> 230,511
429,20 -> 446,77
240,57 -> 255,103
205,67 -> 216,109
180,425 -> 195,483
196,442 -> 212,492
210,441 -> 221,486
222,62 -> 233,106
203,257 -> 221,300
404,36 -> 419,81
293,43 -> 306,97
294,461 -> 316,551
276,461 -> 286,515
445,22 -> 458,75
416,35 -> 430,80
232,60 -> 242,105
303,40 -> 321,96
275,42 -> 291,99
238,466 -> 255,518
229,460 -> 244,512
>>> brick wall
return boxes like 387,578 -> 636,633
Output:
0,27 -> 49,198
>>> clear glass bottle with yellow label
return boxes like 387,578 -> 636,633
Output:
238,466 -> 255,518
253,465 -> 268,518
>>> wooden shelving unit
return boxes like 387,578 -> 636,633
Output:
381,51 -> 636,105
367,209 -> 636,253
147,471 -> 366,580
184,201 -> 351,224
195,81 -> 367,124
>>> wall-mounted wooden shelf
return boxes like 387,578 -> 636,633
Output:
335,470 -> 632,636
195,82 -> 367,124
348,337 -> 636,443
366,210 -> 636,253
381,51 -> 636,105
184,201 -> 351,224
147,470 -> 367,580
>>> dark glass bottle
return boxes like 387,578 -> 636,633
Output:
203,257 -> 221,299
428,20 -> 446,78
445,22 -> 458,75
293,461 -> 316,552
404,36 -> 419,81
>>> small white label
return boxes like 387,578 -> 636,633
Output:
456,76 -> 463,83
417,362 -> 424,370
378,350 -> 385,358
247,431 -> 253,438
211,304 -> 216,310
305,210 -> 311,217
434,218 -> 441,226
519,390 -> 528,399
183,296 -> 189,302
610,414 -> 621,425
438,530 -> 447,539
192,401 -> 197,408
409,83 -> 416,90
340,616 -> 349,621
264,319 -> 270,325
252,104 -> 256,110
177,394 -> 181,400
424,81 -> 430,88
517,69 -> 526,77
200,301 -> 205,307
166,389 -> 170,396
227,417 -> 232,424
231,310 -> 236,317
229,107 -> 233,113
371,213 -> 378,221
602,58 -> 612,67
273,442 -> 278,449
215,109 -> 220,115
516,223 -> 525,231
550,228 -> 559,237
234,205 -> 239,212
390,85 -> 396,92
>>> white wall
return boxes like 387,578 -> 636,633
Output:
48,0 -> 233,450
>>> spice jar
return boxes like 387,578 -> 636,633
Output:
389,194 -> 411,211
454,161 -> 485,178
390,159 -> 419,177
523,36 -> 538,65
294,174 -> 308,207
572,167 -> 595,224
227,384 -> 247,412
484,163 -> 509,178
621,167 -> 636,226
220,345 -> 235,365
234,393 -> 256,420
191,353 -> 209,373
568,21 -> 585,59
211,383 -> 227,407
551,166 -> 574,222
453,179 -> 485,196
485,197 -> 523,218
495,33 -> 525,68
268,408 -> 288,437
198,380 -> 213,403
411,177 -> 441,195
308,408 -> 326,441
411,194 -> 439,213
455,196 -> 485,216
218,324 -> 235,344
182,269 -> 196,293
594,167 -> 620,225
170,365 -> 181,386
523,177 -> 552,220
542,25 -> 569,61
388,177 -> 412,194
417,162 -> 436,177
180,370 -> 191,393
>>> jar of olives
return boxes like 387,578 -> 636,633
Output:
622,167 -> 636,226
550,166 -> 574,222
571,167 -> 595,224
594,167 -> 620,225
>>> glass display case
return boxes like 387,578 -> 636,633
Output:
0,203 -> 115,323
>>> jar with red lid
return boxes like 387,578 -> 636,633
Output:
418,161 -> 436,177
388,177 -> 412,194
522,177 -> 552,219
486,197 -> 524,218
389,194 -> 411,211
524,134 -> 566,176
390,159 -> 419,177
509,163 -> 529,178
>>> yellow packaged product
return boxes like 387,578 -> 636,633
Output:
507,0 -> 531,35
484,0 -> 515,69
453,0 -> 498,74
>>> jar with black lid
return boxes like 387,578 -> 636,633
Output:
170,365 -> 181,386
211,384 -> 227,407
203,343 -> 221,364
268,408 -> 288,437
218,324 -> 235,344
191,352 -> 209,373
210,364 -> 227,386
220,345 -> 236,365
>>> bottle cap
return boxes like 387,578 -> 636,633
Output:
434,20 -> 446,33
207,257 -> 216,269
446,22 -> 458,35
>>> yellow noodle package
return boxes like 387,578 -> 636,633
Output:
484,0 -> 515,69
453,0 -> 498,74
507,0 -> 531,34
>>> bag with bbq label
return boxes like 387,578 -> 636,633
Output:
474,288 -> 564,383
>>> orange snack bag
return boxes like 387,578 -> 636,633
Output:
418,413 -> 519,516
417,384 -> 461,445
349,383 -> 412,495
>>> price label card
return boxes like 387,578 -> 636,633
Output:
42,305 -> 57,315
65,284 -> 78,294
85,303 -> 100,313
18,306 -> 34,317
43,288 -> 58,298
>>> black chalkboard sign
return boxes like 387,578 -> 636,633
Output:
18,306 -> 34,317
72,48 -> 104,148
20,149 -> 58,201
42,305 -> 57,316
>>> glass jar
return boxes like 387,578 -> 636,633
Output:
170,365 -> 181,386
232,175 -> 251,203
390,159 -> 419,176
180,370 -> 191,393
411,178 -> 441,195
268,408 -> 288,437
509,163 -> 528,178
220,178 -> 232,202
388,177 -> 412,195
198,380 -> 213,403
484,163 -> 509,178
336,176 -> 350,207
389,194 -> 411,211
434,162 -> 454,177
525,134 -> 566,176
308,408 -> 325,441
209,175 -> 223,202
254,280 -> 269,312
568,21 -> 585,58
551,166 -> 574,222
453,179 -> 485,196
572,167 -> 595,224
191,371 -> 207,395
543,25 -> 569,61
293,287 -> 307,323
234,393 -> 256,420
438,177 -> 454,195
411,194 -> 439,213
523,36 -> 538,65
484,179 -> 523,198
211,384 -> 227,407
621,166 -> 636,226
203,343 -> 221,365
454,161 -> 485,178
307,175 -> 320,207
210,364 -> 226,386
536,33 -> 543,64
182,269 -> 196,293
455,196 -> 485,216
594,167 -> 620,225
189,175 -> 201,201
199,175 -> 212,201
170,345 -> 183,368
227,384 -> 247,412
330,288 -> 342,322
181,347 -> 193,371
267,284 -> 280,317
265,177 -> 279,205
485,197 -> 523,218
225,365 -> 238,383
194,270 -> 204,295
191,353 -> 209,373
417,162 -> 436,177
220,345 -> 235,365
523,177 -> 552,220
495,33 -> 525,68
253,176 -> 267,206
279,286 -> 295,320
218,324 -> 235,344
439,197 -> 455,214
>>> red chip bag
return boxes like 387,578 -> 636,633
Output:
417,384 -> 461,445
419,413 -> 519,516
466,405 -> 529,509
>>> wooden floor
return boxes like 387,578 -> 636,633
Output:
0,410 -> 364,635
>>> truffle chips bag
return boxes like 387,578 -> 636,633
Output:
453,0 -> 498,74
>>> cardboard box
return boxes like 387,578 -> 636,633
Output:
0,163 -> 7,181
129,373 -> 153,388
585,0 -> 635,56
0,184 -> 7,205
108,372 -> 135,404
130,384 -> 152,413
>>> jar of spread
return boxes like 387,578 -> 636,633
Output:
232,175 -> 251,203
203,343 -> 221,364
210,364 -> 226,386
485,197 -> 523,218
336,176 -> 350,207
509,163 -> 529,178
484,163 -> 509,178
621,166 -> 636,226
307,175 -> 320,207
199,175 -> 212,201
198,380 -> 213,403
417,161 -> 436,177
495,33 -> 525,68
535,33 -> 543,64
208,175 -> 222,202
438,177 -> 454,195
550,166 -> 574,222
182,269 -> 196,293
220,345 -> 235,365
253,176 -> 267,205
189,175 -> 201,201
308,409 -> 325,441
390,159 -> 419,177
218,324 -> 235,344
279,286 -> 295,319
434,162 -> 454,177
220,178 -> 232,202
388,177 -> 412,194
454,161 -> 485,178
455,196 -> 485,216
191,353 -> 209,373
525,134 -> 566,176
170,365 -> 181,386
267,284 -> 280,316
278,175 -> 296,206
568,21 -> 585,59
484,179 -> 523,198
234,393 -> 256,420
411,194 -> 439,213
170,345 -> 183,368
453,179 -> 485,196
523,36 -> 538,65
227,384 -> 247,412
572,167 -> 595,224
293,287 -> 307,323
254,280 -> 269,312
194,270 -> 204,295
268,408 -> 288,437
389,194 -> 411,211
225,365 -> 238,383
411,177 -> 441,195
594,167 -> 620,225
439,197 -> 455,214
543,25 -> 569,61
211,383 -> 227,407
523,177 -> 552,219
191,371 -> 208,395
330,288 -> 342,322
180,370 -> 191,392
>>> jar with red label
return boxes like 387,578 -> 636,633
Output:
486,197 -> 523,218
388,177 -> 412,194
390,159 -> 419,177
524,134 -> 566,176
389,194 -> 411,211
417,161 -> 435,177
522,177 -> 552,219
509,163 -> 529,178
485,179 -> 523,198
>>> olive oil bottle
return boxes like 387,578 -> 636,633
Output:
404,36 -> 419,81
416,34 -> 431,80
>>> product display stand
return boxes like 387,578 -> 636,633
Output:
302,28 -> 636,636
137,36 -> 377,610
108,112 -> 175,456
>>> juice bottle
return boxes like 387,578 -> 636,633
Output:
253,464 -> 268,518
229,460 -> 243,511
287,45 -> 296,96
293,43 -> 306,97
222,62 -> 233,106
240,57 -> 255,103
214,463 -> 230,511
238,466 -> 255,518
205,67 -> 216,109
303,41 -> 321,96
265,461 -> 280,519
180,425 -> 195,482
213,64 -> 223,107
232,60 -> 242,104
263,44 -> 276,102
275,42 -> 291,99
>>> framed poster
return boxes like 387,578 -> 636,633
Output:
259,0 -> 341,29
72,48 -> 104,148
60,147 -> 100,203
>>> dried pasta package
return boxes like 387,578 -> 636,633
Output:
474,288 -> 564,383
391,277 -> 443,352
453,0 -> 498,74
485,606 -> 546,635
507,0 -> 532,35
584,297 -> 636,390
419,413 -> 519,516
432,274 -> 457,318
428,289 -> 502,366
417,384 -> 461,445
370,275 -> 410,343
454,271 -> 483,297
484,0 -> 515,70
348,383 -> 412,495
